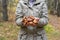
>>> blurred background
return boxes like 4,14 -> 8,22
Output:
0,0 -> 60,40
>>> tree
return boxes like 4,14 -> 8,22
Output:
57,0 -> 60,17
2,0 -> 8,21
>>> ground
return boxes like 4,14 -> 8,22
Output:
0,12 -> 60,40
49,14 -> 60,30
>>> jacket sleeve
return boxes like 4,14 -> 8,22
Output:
15,1 -> 24,26
38,0 -> 48,27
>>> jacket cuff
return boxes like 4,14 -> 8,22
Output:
38,17 -> 48,27
16,18 -> 23,26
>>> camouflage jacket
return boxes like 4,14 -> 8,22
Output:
15,0 -> 48,28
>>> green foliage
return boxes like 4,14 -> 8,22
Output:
44,24 -> 60,40
0,23 -> 3,27
0,36 -> 6,40
44,24 -> 56,33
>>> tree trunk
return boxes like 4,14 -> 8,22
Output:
2,0 -> 8,21
57,0 -> 60,17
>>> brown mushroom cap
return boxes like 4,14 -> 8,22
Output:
22,16 -> 39,27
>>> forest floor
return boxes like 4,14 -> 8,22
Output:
49,14 -> 60,30
0,12 -> 60,40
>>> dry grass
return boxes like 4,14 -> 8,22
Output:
0,21 -> 20,40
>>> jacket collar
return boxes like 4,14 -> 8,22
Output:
20,0 -> 45,4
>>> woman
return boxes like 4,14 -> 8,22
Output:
15,0 -> 48,40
